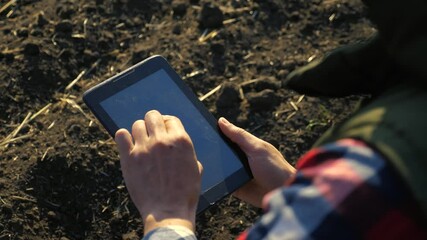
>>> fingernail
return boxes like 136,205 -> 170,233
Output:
220,117 -> 230,125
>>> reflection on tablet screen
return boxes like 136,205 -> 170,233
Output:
100,69 -> 243,193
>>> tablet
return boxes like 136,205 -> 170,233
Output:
83,55 -> 252,214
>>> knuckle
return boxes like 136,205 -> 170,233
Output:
166,115 -> 182,124
175,134 -> 192,146
130,148 -> 148,159
251,141 -> 271,154
150,137 -> 177,152
145,110 -> 159,118
151,138 -> 169,149
168,115 -> 179,121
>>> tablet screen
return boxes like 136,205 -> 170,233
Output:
99,69 -> 244,194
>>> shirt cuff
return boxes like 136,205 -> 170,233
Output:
143,225 -> 197,240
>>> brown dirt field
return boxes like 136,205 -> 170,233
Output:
0,0 -> 375,239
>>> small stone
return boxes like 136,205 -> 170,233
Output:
172,1 -> 188,18
172,24 -> 182,35
1,204 -> 13,217
30,28 -> 44,37
210,42 -> 225,55
277,69 -> 289,80
97,39 -> 110,51
5,53 -> 14,62
59,48 -> 73,60
57,6 -> 76,19
246,89 -> 281,111
67,124 -> 82,137
88,125 -> 100,134
3,28 -> 11,35
199,3 -> 224,29
83,4 -> 97,14
9,219 -> 23,232
23,43 -> 40,56
252,77 -> 281,91
37,12 -> 49,27
83,49 -> 99,65
17,28 -> 29,38
47,211 -> 58,220
55,20 -> 73,34
216,83 -> 241,109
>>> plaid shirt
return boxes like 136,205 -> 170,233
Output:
144,139 -> 426,240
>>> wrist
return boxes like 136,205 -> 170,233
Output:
143,209 -> 196,235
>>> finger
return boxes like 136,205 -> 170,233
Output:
163,115 -> 186,133
115,128 -> 134,157
132,120 -> 148,145
144,110 -> 166,137
218,117 -> 260,153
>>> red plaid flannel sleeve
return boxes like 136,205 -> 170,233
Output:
239,139 -> 426,240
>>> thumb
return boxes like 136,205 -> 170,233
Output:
115,128 -> 134,157
197,161 -> 204,175
218,117 -> 261,153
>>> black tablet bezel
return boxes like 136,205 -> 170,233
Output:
83,55 -> 252,214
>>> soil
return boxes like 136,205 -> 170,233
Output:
0,0 -> 375,239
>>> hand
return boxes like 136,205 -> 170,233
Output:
284,0 -> 427,97
115,110 -> 203,234
283,35 -> 393,97
218,117 -> 296,208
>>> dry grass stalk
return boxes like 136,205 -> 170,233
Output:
239,78 -> 262,86
198,29 -> 220,43
184,69 -> 206,79
239,87 -> 245,100
290,101 -> 299,111
199,84 -> 222,101
44,200 -> 60,207
41,147 -> 53,161
0,0 -> 17,15
323,0 -> 341,6
6,9 -> 14,17
274,109 -> 292,118
286,112 -> 297,121
98,138 -> 115,146
29,103 -> 51,122
1,112 -> 32,149
0,197 -> 8,205
2,48 -> 21,54
47,121 -> 55,130
307,54 -> 317,62
219,6 -> 251,14
60,98 -> 91,120
1,103 -> 52,149
223,18 -> 238,25
65,59 -> 101,91
0,134 -> 33,147
243,52 -> 253,60
11,195 -> 37,203
296,95 -> 305,104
